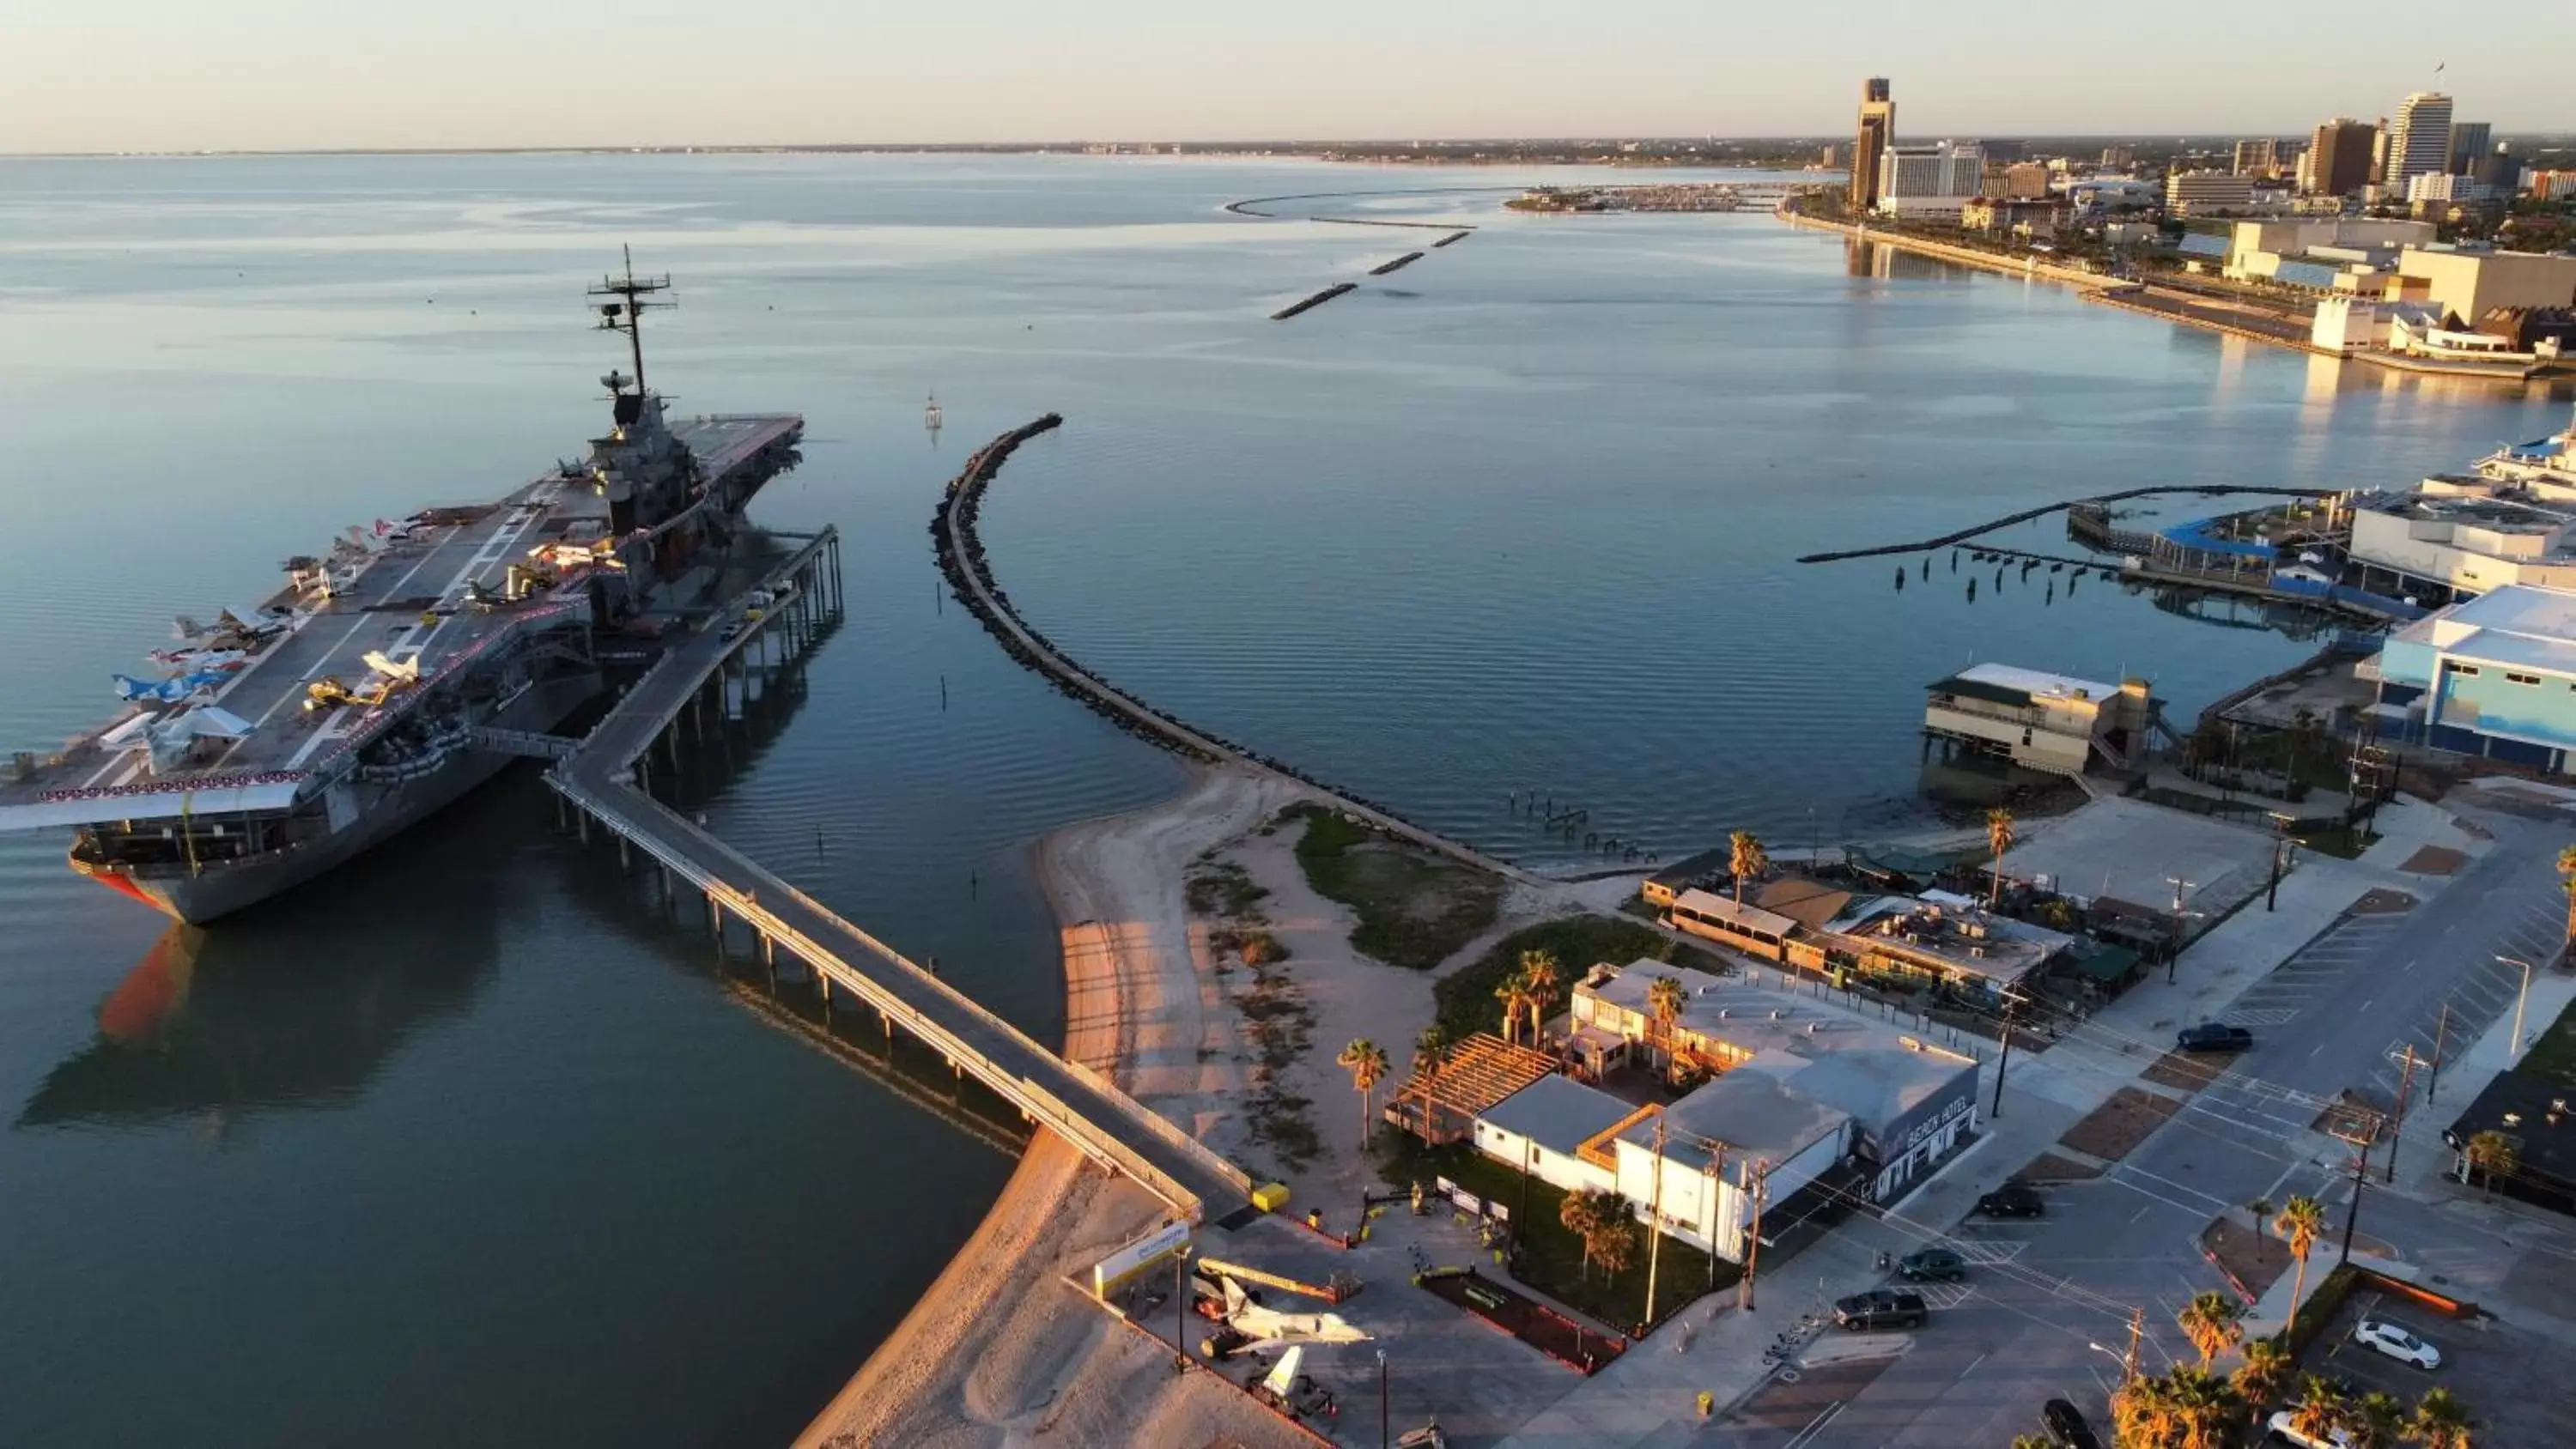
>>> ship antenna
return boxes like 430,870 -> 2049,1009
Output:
589,244 -> 672,397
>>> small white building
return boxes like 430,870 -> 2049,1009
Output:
1612,1064 -> 1850,1260
1468,1073 -> 1629,1199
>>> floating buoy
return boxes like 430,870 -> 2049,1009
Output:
1895,567 -> 1906,591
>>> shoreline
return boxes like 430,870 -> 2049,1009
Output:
1777,203 -> 2570,384
797,763 -> 1310,1449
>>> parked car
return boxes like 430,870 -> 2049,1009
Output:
1832,1288 -> 1929,1331
2265,1409 -> 2356,1448
2353,1318 -> 2441,1369
2041,1397 -> 2105,1449
2176,1022 -> 2254,1052
1897,1247 -> 1966,1282
1975,1183 -> 2044,1218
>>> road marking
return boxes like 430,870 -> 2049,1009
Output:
1784,1401 -> 1845,1449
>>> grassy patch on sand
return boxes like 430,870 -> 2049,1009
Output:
1435,915 -> 1725,1043
1281,804 -> 1502,970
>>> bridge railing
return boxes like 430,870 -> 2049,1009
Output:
551,771 -> 1225,1218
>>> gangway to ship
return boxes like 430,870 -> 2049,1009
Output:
544,525 -> 1253,1224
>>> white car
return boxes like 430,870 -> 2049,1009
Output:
2353,1318 -> 2441,1369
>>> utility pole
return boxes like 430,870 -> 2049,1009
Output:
2124,1306 -> 2145,1384
2266,829 -> 2292,912
2387,1046 -> 2423,1184
2334,1113 -> 2380,1263
1645,1114 -> 1669,1325
1516,1137 -> 1534,1256
1991,989 -> 2024,1119
1376,1349 -> 1388,1449
1737,1158 -> 1770,1312
2428,1002 -> 2450,1103
1174,1246 -> 1193,1375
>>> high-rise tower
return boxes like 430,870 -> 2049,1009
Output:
2385,92 -> 2454,190
2307,118 -> 2377,196
1851,78 -> 1894,211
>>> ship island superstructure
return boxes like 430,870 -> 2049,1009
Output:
0,256 -> 804,923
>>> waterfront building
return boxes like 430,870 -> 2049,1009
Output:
1852,77 -> 1895,210
1875,140 -> 1981,218
2346,488 -> 2576,604
2449,121 -> 2492,175
2384,92 -> 2455,191
2369,584 -> 2576,772
2224,217 -> 2434,291
2396,248 -> 2576,324
2165,170 -> 2255,216
1923,664 -> 2155,777
1814,894 -> 2075,999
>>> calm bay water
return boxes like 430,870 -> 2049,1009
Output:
0,152 -> 2567,1446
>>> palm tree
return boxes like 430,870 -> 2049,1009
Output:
1338,1039 -> 1388,1149
2178,1289 -> 2246,1368
2464,1130 -> 2518,1203
1558,1188 -> 1611,1281
1521,949 -> 1562,1045
2163,1365 -> 2245,1449
2558,842 -> 2576,948
1986,806 -> 2017,907
1590,1209 -> 1639,1290
1412,1025 -> 1453,1138
2354,1391 -> 2405,1448
2275,1196 -> 2326,1322
1647,973 -> 1687,1068
2407,1386 -> 2474,1449
1729,829 -> 1770,908
2289,1373 -> 2351,1443
1494,970 -> 1531,1046
2112,1371 -> 2178,1449
2232,1336 -> 2294,1422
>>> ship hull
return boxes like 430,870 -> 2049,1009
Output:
82,672 -> 600,925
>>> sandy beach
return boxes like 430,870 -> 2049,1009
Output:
796,764 -> 1314,1449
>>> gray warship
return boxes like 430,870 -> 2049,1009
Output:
0,256 -> 803,923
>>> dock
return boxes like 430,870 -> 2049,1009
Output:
546,526 -> 1250,1222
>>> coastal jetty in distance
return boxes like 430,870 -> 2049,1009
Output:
1367,252 -> 1424,276
1509,182 -> 1754,213
1270,282 -> 1357,319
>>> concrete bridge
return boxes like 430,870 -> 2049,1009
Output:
546,526 -> 1251,1222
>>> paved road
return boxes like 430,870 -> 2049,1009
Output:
1757,811 -> 2574,1448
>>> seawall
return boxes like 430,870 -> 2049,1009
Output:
930,419 -> 1539,885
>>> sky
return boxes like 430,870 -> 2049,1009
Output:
7,0 -> 2573,155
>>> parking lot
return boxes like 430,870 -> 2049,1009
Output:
2005,797 -> 2278,925
2304,1283 -> 2573,1448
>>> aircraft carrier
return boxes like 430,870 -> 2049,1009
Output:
0,256 -> 804,924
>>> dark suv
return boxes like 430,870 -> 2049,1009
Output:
2042,1397 -> 2104,1449
2176,1022 -> 2254,1052
1896,1247 -> 1965,1282
1975,1183 -> 2044,1218
1832,1288 -> 1929,1331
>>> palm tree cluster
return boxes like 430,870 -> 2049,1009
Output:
1986,805 -> 2016,907
1492,949 -> 1563,1047
1556,1187 -> 1638,1287
1728,829 -> 1769,907
2104,1276 -> 2478,1448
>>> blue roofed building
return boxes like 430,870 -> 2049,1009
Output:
2372,584 -> 2576,771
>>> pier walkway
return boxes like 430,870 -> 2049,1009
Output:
548,527 -> 1249,1222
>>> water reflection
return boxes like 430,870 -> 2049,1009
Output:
20,866 -> 500,1130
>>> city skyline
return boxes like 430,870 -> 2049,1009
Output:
4,0 -> 2573,155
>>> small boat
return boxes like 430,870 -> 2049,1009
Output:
924,393 -> 945,433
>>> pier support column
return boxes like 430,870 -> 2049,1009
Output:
761,934 -> 775,970
617,836 -> 630,871
577,810 -> 590,846
818,973 -> 832,1021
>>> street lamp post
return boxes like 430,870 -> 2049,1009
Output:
1377,1349 -> 1388,1449
2500,955 -> 2536,1060
1174,1246 -> 1193,1376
